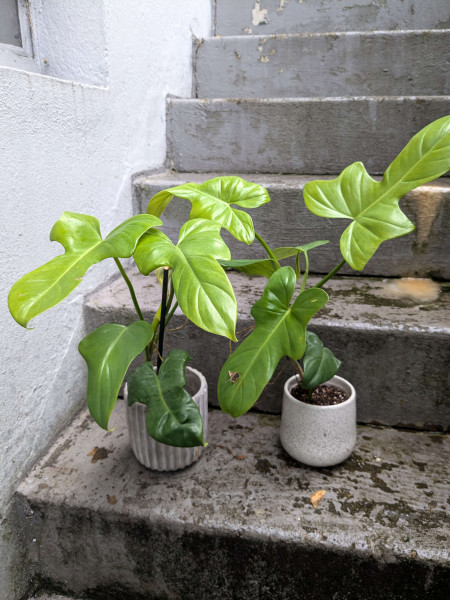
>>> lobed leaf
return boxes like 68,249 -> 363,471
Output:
134,219 -> 237,340
9,212 -> 161,327
304,116 -> 450,270
147,176 -> 271,244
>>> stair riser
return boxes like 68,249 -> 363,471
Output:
214,0 -> 450,36
84,274 -> 450,431
166,97 -> 449,174
18,496 -> 449,600
194,31 -> 450,99
134,174 -> 450,280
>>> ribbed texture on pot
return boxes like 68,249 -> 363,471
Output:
125,366 -> 208,471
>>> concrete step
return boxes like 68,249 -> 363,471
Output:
166,96 -> 449,174
133,172 -> 450,280
15,404 -> 449,600
194,30 -> 450,99
214,0 -> 450,36
84,269 -> 450,431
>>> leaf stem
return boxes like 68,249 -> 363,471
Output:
114,258 -> 151,362
255,232 -> 281,269
295,252 -> 301,281
313,258 -> 346,289
156,267 -> 170,374
300,252 -> 309,293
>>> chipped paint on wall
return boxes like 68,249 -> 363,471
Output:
252,1 -> 268,26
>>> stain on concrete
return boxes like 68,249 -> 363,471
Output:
88,447 -> 112,463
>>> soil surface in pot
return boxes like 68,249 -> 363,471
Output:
291,384 -> 349,406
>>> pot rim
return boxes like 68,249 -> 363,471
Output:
284,374 -> 356,410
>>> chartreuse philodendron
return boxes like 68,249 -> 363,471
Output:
8,212 -> 162,328
218,267 -> 328,417
146,176 -> 270,244
134,218 -> 238,341
304,115 -> 450,270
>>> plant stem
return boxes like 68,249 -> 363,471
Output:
114,258 -> 145,321
255,232 -> 281,269
165,300 -> 179,327
156,267 -> 170,374
114,258 -> 151,362
289,357 -> 304,379
295,252 -> 301,281
313,258 -> 346,289
307,388 -> 313,402
300,252 -> 309,294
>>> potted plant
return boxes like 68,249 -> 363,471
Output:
205,115 -> 449,467
8,178 -> 271,470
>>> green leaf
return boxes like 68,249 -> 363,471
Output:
78,321 -> 154,430
217,267 -> 329,417
127,349 -> 204,448
134,219 -> 237,340
219,258 -> 278,278
273,241 -> 329,260
303,116 -> 450,270
219,241 -> 329,279
147,176 -> 271,244
301,332 -> 341,389
8,212 -> 162,328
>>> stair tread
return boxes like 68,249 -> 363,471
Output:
87,269 -> 449,333
30,594 -> 89,600
84,269 -> 450,429
18,405 -> 449,574
134,171 -> 450,190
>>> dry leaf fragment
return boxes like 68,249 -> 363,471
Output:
310,490 -> 326,509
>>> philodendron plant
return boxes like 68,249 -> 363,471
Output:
210,116 -> 450,417
8,178 -> 272,447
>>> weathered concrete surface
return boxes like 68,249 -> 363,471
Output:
194,30 -> 450,99
84,269 -> 450,430
133,172 -> 450,280
15,405 -> 449,599
214,0 -> 450,36
166,96 -> 450,174
29,595 -> 89,600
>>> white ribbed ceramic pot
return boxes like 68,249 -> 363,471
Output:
280,375 -> 356,467
125,366 -> 208,471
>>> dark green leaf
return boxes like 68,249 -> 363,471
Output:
217,267 -> 328,417
78,321 -> 154,430
301,332 -> 341,389
127,350 -> 204,447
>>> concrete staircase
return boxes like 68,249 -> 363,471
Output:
19,2 -> 450,599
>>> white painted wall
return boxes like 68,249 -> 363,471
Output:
0,2 -> 211,597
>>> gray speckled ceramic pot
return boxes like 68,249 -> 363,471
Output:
125,366 -> 208,471
280,374 -> 356,467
